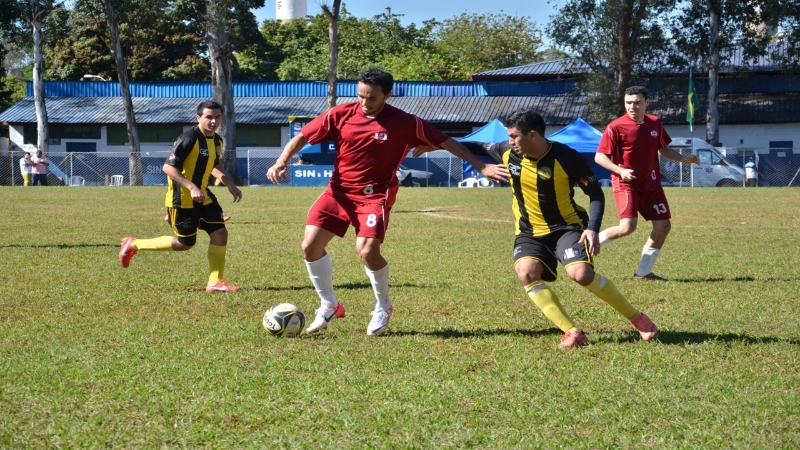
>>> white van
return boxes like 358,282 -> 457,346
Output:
662,137 -> 745,187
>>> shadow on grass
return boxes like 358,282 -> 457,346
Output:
666,276 -> 800,282
252,281 -> 449,291
0,243 -> 114,249
393,327 -> 800,346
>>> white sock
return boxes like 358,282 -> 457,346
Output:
365,264 -> 391,311
598,231 -> 610,246
635,247 -> 661,276
305,254 -> 338,309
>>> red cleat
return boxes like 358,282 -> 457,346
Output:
205,279 -> 240,293
119,236 -> 137,268
631,313 -> 659,341
559,329 -> 589,348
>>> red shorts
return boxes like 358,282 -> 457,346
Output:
613,188 -> 671,221
306,187 -> 395,240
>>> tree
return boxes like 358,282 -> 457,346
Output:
549,0 -> 670,124
204,0 -> 235,181
320,0 -> 341,109
433,12 -> 544,80
103,0 -> 142,185
666,0 -> 797,145
262,9 -> 540,82
15,0 -> 61,154
45,0 -> 209,81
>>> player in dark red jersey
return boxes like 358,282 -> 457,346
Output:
266,68 -> 509,336
595,86 -> 699,281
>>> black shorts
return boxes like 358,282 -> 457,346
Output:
167,201 -> 226,238
512,229 -> 593,282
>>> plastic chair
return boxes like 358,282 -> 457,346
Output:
69,175 -> 86,186
478,177 -> 494,188
110,175 -> 124,186
458,177 -> 479,188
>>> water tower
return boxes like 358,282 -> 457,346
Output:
276,0 -> 307,22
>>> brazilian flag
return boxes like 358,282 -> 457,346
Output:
686,68 -> 700,132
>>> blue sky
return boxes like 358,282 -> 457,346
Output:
253,0 -> 559,29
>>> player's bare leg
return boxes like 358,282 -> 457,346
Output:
598,217 -> 637,245
303,225 -> 346,333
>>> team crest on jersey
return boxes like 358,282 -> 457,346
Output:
200,148 -> 209,157
538,166 -> 553,180
374,132 -> 388,141
508,163 -> 521,177
650,130 -> 659,137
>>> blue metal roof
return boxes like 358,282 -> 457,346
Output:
25,80 -> 577,98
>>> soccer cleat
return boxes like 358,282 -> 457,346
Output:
306,302 -> 346,333
119,236 -> 137,268
559,329 -> 589,348
367,306 -> 393,336
631,313 -> 659,341
205,279 -> 240,293
633,272 -> 668,281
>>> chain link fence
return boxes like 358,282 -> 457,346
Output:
2,150 -> 171,186
4,148 -> 798,187
658,147 -> 800,187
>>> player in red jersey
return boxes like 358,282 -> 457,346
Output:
266,68 -> 509,336
595,86 -> 699,281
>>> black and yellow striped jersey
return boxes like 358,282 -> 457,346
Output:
164,126 -> 222,208
462,140 -> 605,237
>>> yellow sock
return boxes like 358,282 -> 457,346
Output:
130,236 -> 175,252
586,273 -> 639,319
207,244 -> 227,284
525,281 -> 577,333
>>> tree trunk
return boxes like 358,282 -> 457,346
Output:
706,0 -> 721,146
205,0 -> 237,183
614,0 -> 648,116
322,1 -> 341,110
31,3 -> 48,155
103,0 -> 142,185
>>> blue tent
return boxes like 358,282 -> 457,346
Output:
458,119 -> 509,179
547,118 -> 611,180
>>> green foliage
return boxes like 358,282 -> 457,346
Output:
0,187 -> 799,447
434,12 -> 543,79
0,74 -> 26,110
549,0 -> 672,121
262,8 -> 543,81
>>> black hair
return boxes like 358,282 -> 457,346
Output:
625,85 -> 649,99
503,109 -> 546,136
357,68 -> 394,95
197,100 -> 223,115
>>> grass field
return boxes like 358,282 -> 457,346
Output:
1,186 -> 799,448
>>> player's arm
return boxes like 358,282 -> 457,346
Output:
211,166 -> 242,203
659,146 -> 699,164
571,154 -> 605,256
438,138 -> 509,182
595,152 -> 636,182
267,133 -> 308,183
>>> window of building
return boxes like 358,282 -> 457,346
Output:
236,125 -> 282,146
769,141 -> 793,149
107,124 -> 185,145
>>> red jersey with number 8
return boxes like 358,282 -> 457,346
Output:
596,113 -> 671,193
302,102 -> 450,198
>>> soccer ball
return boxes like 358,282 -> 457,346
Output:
262,303 -> 306,337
